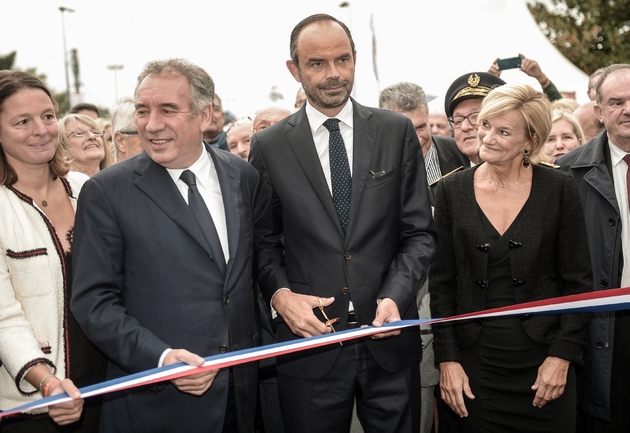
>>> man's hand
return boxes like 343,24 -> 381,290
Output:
48,379 -> 84,426
531,356 -> 570,408
488,60 -> 502,78
370,297 -> 401,339
439,362 -> 475,417
272,290 -> 335,338
164,349 -> 219,396
519,53 -> 550,87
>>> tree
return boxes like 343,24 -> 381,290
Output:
0,51 -> 17,70
528,0 -> 630,75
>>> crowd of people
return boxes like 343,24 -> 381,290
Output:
0,11 -> 628,433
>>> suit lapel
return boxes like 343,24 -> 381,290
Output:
346,100 -> 377,240
210,147 -> 240,278
287,108 -> 344,236
132,152 -> 225,274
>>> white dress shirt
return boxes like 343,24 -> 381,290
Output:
608,142 -> 630,287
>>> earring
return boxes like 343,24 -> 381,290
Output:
522,148 -> 530,168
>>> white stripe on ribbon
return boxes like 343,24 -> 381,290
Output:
2,287 -> 629,418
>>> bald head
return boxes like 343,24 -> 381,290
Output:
573,101 -> 604,142
253,106 -> 291,132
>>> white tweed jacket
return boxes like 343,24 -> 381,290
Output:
0,171 -> 87,412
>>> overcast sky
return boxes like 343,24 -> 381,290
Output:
1,0 -> 589,118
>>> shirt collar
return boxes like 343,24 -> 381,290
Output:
166,142 -> 213,188
608,139 -> 630,167
305,99 -> 354,136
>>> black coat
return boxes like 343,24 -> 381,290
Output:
429,163 -> 593,364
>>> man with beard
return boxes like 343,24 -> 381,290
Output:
249,13 -> 437,433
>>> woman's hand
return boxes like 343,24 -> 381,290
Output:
439,361 -> 475,417
47,379 -> 84,426
531,356 -> 570,408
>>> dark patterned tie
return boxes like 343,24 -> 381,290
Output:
323,118 -> 352,234
180,169 -> 226,272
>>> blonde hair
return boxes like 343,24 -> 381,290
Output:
58,114 -> 113,170
479,84 -> 552,163
551,110 -> 585,144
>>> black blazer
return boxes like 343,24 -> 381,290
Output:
71,147 -> 259,433
429,164 -> 593,364
434,135 -> 469,175
250,100 -> 437,379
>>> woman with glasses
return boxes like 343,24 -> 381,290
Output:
430,84 -> 592,432
0,71 -> 104,432
58,114 -> 112,177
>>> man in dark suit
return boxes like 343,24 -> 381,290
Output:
249,14 -> 437,433
379,81 -> 469,205
71,59 -> 259,433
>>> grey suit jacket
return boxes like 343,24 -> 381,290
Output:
250,100 -> 437,379
71,146 -> 259,433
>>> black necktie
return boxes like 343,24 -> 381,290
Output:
180,169 -> 226,272
323,118 -> 352,234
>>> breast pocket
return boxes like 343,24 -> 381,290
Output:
365,166 -> 398,189
6,248 -> 53,297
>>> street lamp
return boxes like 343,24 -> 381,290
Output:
59,6 -> 75,112
107,64 -> 124,102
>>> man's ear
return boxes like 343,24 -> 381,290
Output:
286,60 -> 301,83
594,103 -> 604,124
114,132 -> 126,152
199,105 -> 213,132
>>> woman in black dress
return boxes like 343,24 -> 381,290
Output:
430,83 -> 592,432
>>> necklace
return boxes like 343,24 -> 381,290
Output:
41,200 -> 48,207
485,165 -> 530,188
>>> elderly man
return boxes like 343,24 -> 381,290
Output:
444,72 -> 506,166
111,96 -> 144,162
559,64 -> 630,433
379,82 -> 468,202
203,94 -> 229,151
250,13 -> 436,433
71,59 -> 259,433
227,118 -> 253,160
573,101 -> 604,142
429,110 -> 452,137
253,106 -> 291,133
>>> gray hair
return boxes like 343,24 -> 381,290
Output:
111,97 -> 136,160
135,58 -> 214,116
379,82 -> 428,114
596,64 -> 630,105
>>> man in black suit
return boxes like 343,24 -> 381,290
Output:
379,81 -> 469,204
71,59 -> 259,433
249,14 -> 437,433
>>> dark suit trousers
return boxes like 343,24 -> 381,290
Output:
278,338 -> 420,433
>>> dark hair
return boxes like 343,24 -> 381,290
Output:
135,58 -> 214,116
289,14 -> 355,66
0,70 -> 69,185
595,64 -> 630,105
70,102 -> 100,117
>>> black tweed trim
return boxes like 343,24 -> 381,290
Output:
6,248 -> 48,259
15,358 -> 56,396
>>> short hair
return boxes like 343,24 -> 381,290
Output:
58,113 -> 112,169
551,98 -> 579,114
551,109 -> 585,144
379,82 -> 428,114
479,84 -> 552,161
290,14 -> 355,66
111,97 -> 137,160
70,102 -> 100,117
588,68 -> 605,92
135,58 -> 215,116
596,64 -> 630,105
0,70 -> 68,185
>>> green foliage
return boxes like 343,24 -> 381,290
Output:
0,51 -> 17,70
528,0 -> 630,75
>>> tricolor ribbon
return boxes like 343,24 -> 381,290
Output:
2,287 -> 630,418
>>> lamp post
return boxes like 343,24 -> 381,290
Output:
107,64 -> 124,102
59,6 -> 75,112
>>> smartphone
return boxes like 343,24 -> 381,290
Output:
497,56 -> 522,70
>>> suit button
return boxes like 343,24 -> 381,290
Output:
219,345 -> 228,353
224,296 -> 230,304
608,218 -> 616,226
342,287 -> 350,295
600,280 -> 608,288
595,340 -> 603,349
476,280 -> 487,288
344,252 -> 352,260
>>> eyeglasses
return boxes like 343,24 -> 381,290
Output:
225,117 -> 252,134
119,131 -> 138,135
67,129 -> 104,138
448,112 -> 480,130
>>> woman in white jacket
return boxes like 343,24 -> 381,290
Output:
0,70 -> 104,432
